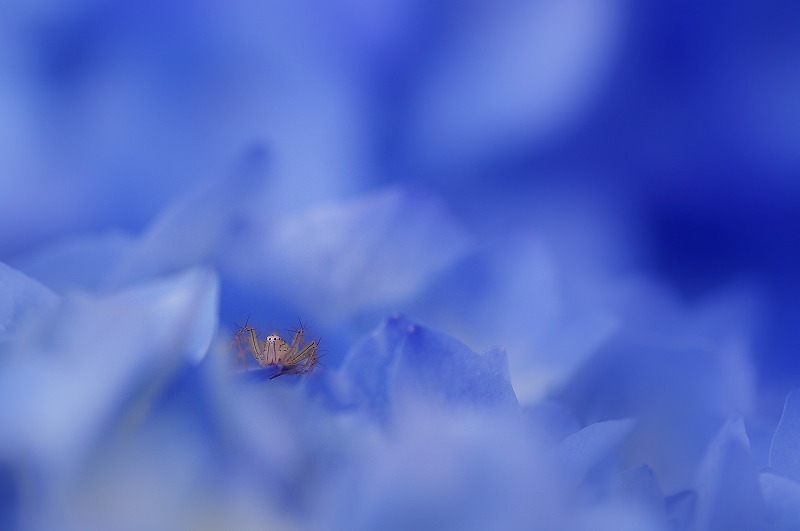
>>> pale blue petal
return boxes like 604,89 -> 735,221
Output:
665,490 -> 696,531
229,188 -> 470,323
554,286 -> 758,492
8,231 -> 134,293
318,314 -> 518,421
558,418 -> 636,487
524,400 -> 581,443
0,261 -> 59,342
613,464 -> 665,518
694,414 -> 768,531
406,0 -> 622,172
759,472 -> 800,530
0,267 -> 218,488
769,389 -> 800,482
105,146 -> 268,290
317,409 -> 563,531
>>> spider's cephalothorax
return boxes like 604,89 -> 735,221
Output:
233,322 -> 319,378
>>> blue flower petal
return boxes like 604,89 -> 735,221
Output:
613,464 -> 665,517
555,300 -> 758,493
319,314 -> 518,420
0,267 -> 218,486
8,231 -> 134,293
769,389 -> 800,482
0,261 -> 59,342
228,188 -> 471,323
7,146 -> 266,296
558,418 -> 636,487
318,408 -> 563,531
759,472 -> 800,530
406,0 -> 622,172
105,146 -> 268,290
665,490 -> 696,531
694,414 -> 768,531
524,400 -> 581,443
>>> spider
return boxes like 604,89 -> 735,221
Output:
232,319 -> 320,378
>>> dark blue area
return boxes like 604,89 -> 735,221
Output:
0,462 -> 18,531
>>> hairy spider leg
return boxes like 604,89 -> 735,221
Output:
233,322 -> 262,368
231,329 -> 249,369
283,339 -> 317,366
279,327 -> 306,365
241,326 -> 272,367
268,356 -> 318,379
299,347 -> 319,373
270,341 -> 319,379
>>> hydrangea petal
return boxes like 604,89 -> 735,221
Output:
8,231 -> 134,293
407,0 -> 621,171
558,418 -> 636,486
613,464 -> 665,517
554,286 -> 758,492
105,146 -> 268,290
759,472 -> 800,530
230,188 -> 471,323
318,408 -> 563,531
7,146 -> 266,296
0,267 -> 218,483
665,490 -> 696,531
769,388 -> 800,482
694,414 -> 768,531
319,314 -> 518,420
0,261 -> 59,342
524,400 -> 581,443
40,362 -> 306,530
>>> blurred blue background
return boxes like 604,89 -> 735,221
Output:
1,0 -> 800,527
3,0 -> 798,401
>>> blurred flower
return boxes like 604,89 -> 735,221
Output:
2,0 -> 800,529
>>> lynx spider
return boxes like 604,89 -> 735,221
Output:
233,319 -> 320,379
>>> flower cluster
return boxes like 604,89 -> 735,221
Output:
1,0 -> 799,529
1,268 -> 799,529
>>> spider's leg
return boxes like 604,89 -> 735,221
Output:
231,333 -> 248,369
284,326 -> 305,361
233,323 -> 259,369
247,327 -> 261,360
283,340 -> 318,367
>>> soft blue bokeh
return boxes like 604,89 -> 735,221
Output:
1,0 -> 799,529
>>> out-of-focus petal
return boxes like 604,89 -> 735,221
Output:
0,267 -> 218,487
759,472 -> 800,530
8,231 -> 134,293
317,407 -> 563,531
665,490 -> 696,531
317,314 -> 517,421
104,145 -> 269,290
406,0 -> 622,172
0,261 -> 59,342
769,389 -> 800,482
7,146 -> 267,296
558,418 -> 635,488
613,465 -> 665,519
554,284 -> 759,491
524,400 -> 581,443
694,414 -> 768,531
228,187 -> 471,323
